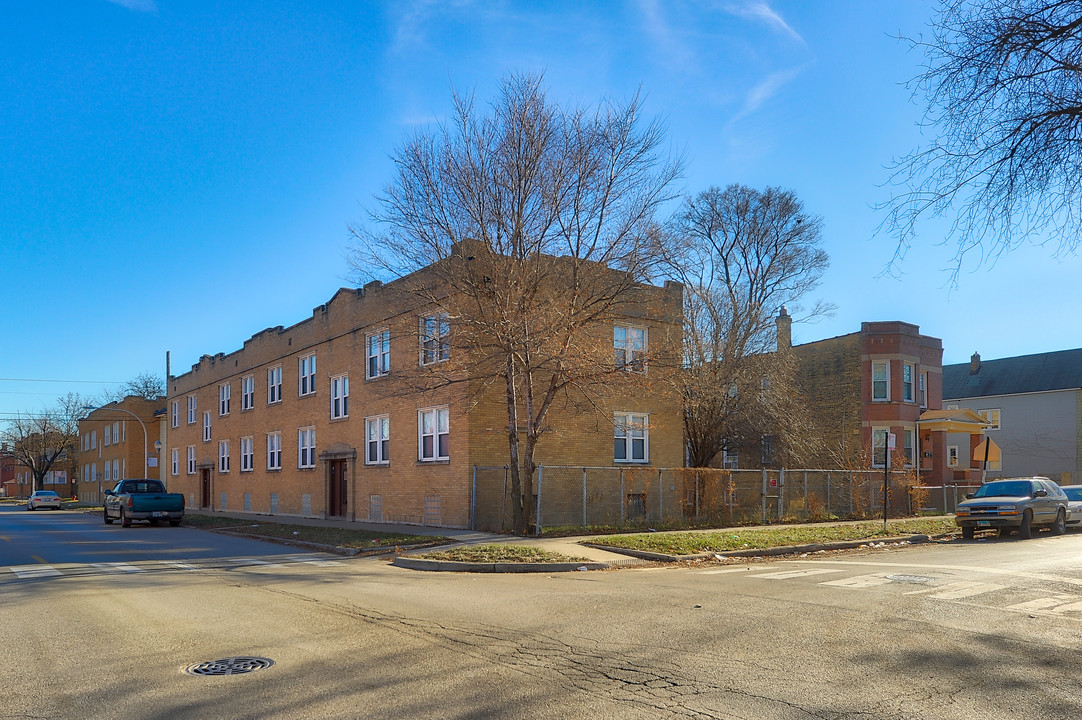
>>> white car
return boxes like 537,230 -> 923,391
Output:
1061,485 -> 1082,526
27,491 -> 62,511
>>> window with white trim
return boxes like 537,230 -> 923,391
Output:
186,446 -> 196,475
104,424 -> 111,446
614,412 -> 649,463
614,325 -> 647,372
171,401 -> 179,428
241,375 -> 254,411
240,436 -> 254,472
298,427 -> 316,468
420,313 -> 450,365
90,430 -> 96,449
267,366 -> 282,404
219,383 -> 231,416
872,362 -> 889,402
331,374 -> 349,419
978,408 -> 1001,430
919,372 -> 928,409
218,440 -> 230,473
366,415 -> 389,464
903,428 -> 915,466
299,354 -> 316,396
367,330 -> 390,378
871,428 -> 889,468
947,445 -> 959,467
202,411 -> 212,442
902,364 -> 915,403
187,395 -> 197,424
171,448 -> 179,476
418,407 -> 449,461
267,432 -> 281,470
115,421 -> 121,443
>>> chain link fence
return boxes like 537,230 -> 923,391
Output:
472,465 -> 955,534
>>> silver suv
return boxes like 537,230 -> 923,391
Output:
955,477 -> 1070,540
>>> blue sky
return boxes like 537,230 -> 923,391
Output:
1,1 -> 1077,421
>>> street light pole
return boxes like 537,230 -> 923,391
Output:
82,405 -> 148,478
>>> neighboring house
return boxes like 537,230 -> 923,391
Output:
164,251 -> 684,528
1,447 -> 14,497
77,396 -> 165,504
943,349 -> 1082,484
777,312 -> 957,485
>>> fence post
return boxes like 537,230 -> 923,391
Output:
826,472 -> 832,517
778,468 -> 785,522
761,469 -> 768,524
535,464 -> 543,537
582,467 -> 588,529
620,468 -> 625,526
658,468 -> 663,522
803,470 -> 808,520
849,470 -> 854,515
695,470 -> 700,522
471,465 -> 477,531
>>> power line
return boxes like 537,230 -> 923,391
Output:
0,377 -> 124,384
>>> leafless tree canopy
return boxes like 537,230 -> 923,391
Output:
1,393 -> 84,493
122,373 -> 165,400
661,185 -> 833,468
349,74 -> 681,533
883,0 -> 1082,275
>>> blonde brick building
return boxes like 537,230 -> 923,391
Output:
165,256 -> 684,529
77,396 -> 163,503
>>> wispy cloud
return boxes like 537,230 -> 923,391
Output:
105,0 -> 158,12
722,1 -> 804,45
731,65 -> 804,123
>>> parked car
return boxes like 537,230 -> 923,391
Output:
1060,485 -> 1082,527
955,477 -> 1069,539
104,479 -> 185,527
27,490 -> 62,511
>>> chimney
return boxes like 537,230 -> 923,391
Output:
776,306 -> 792,351
970,352 -> 981,375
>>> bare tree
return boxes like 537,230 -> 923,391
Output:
883,0 -> 1082,275
349,74 -> 681,534
1,393 -> 84,494
661,184 -> 833,468
122,372 -> 165,400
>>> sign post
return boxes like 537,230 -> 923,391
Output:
884,432 -> 896,531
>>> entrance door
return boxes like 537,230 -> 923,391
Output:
200,468 -> 211,509
328,460 -> 347,517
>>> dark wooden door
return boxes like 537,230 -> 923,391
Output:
200,468 -> 211,509
329,460 -> 347,517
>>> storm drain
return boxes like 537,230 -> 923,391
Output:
185,657 -> 275,676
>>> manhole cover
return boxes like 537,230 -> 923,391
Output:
886,574 -> 934,584
185,657 -> 275,676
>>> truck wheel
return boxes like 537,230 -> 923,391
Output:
103,508 -> 114,525
1052,509 -> 1067,536
998,527 -> 1012,538
120,509 -> 132,528
1019,510 -> 1033,539
169,519 -> 181,527
961,526 -> 974,540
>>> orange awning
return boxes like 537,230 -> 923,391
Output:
917,408 -> 992,433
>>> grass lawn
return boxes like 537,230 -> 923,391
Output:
587,517 -> 959,556
181,513 -> 447,550
419,544 -> 592,564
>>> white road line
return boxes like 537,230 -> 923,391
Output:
1048,601 -> 1082,614
10,565 -> 62,579
820,573 -> 894,588
226,558 -> 284,569
91,563 -> 144,573
920,581 -> 1004,600
751,568 -> 845,580
698,568 -> 755,575
159,561 -> 202,571
1005,596 -> 1077,612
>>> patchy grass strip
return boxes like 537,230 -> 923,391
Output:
589,518 -> 958,556
181,513 -> 445,549
420,544 -> 592,564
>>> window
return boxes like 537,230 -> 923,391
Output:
299,354 -> 316,396
919,372 -> 928,409
367,330 -> 390,378
171,448 -> 179,477
947,445 -> 959,467
104,424 -> 111,446
112,459 -> 120,481
331,374 -> 349,419
418,407 -> 449,461
871,428 -> 890,468
298,427 -> 316,468
114,421 -> 121,443
186,446 -> 196,475
187,395 -> 197,424
171,401 -> 179,428
978,408 -> 1001,430
903,428 -> 915,466
760,435 -> 775,466
219,383 -> 231,416
202,411 -> 212,442
872,362 -> 889,402
90,430 -> 96,449
240,437 -> 254,472
614,412 -> 648,463
241,375 -> 254,410
902,364 -> 914,403
267,432 -> 281,470
267,366 -> 282,404
366,416 -> 389,464
218,440 -> 230,473
420,313 -> 450,365
614,325 -> 647,372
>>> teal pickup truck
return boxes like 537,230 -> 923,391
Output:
103,479 -> 185,527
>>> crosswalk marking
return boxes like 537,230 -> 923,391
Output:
1048,600 -> 1082,614
751,568 -> 845,580
227,557 -> 285,569
821,573 -> 894,589
913,581 -> 1004,600
10,564 -> 61,579
698,568 -> 754,575
159,561 -> 201,571
91,563 -> 145,573
1005,596 -> 1077,612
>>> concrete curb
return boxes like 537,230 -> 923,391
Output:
581,533 -> 936,563
392,556 -> 609,573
